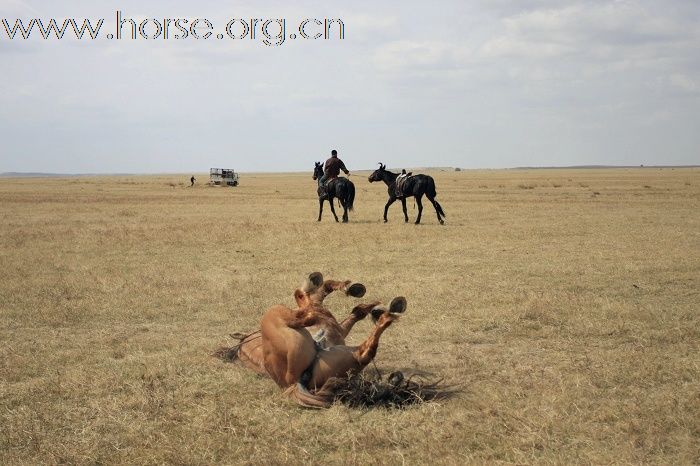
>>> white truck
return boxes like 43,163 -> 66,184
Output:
209,168 -> 239,187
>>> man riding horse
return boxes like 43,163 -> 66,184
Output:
318,149 -> 350,197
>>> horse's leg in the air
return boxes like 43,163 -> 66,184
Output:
338,302 -> 381,337
352,297 -> 407,366
309,280 -> 366,303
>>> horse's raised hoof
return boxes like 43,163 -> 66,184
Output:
308,272 -> 324,288
346,283 -> 366,298
389,296 -> 407,314
370,305 -> 385,322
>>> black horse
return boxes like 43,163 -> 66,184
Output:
312,162 -> 356,223
368,163 -> 445,225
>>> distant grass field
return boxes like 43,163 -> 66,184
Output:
1,168 -> 698,464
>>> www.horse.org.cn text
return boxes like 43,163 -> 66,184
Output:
1,11 -> 345,47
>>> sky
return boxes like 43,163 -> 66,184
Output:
1,0 -> 699,173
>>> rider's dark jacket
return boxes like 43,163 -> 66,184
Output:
324,156 -> 348,178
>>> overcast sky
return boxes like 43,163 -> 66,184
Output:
1,0 -> 698,173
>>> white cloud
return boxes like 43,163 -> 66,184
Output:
342,13 -> 398,37
479,36 -> 572,59
0,0 -> 39,15
669,73 -> 699,93
479,2 -> 699,64
373,40 -> 472,71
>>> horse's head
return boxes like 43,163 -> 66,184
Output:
368,162 -> 386,183
312,162 -> 323,180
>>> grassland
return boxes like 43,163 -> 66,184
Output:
1,168 -> 698,465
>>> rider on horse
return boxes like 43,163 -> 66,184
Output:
318,150 -> 350,196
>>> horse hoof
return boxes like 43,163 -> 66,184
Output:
346,283 -> 366,298
440,220 -> 445,225
370,306 -> 385,322
389,296 -> 407,314
308,272 -> 324,288
383,220 -> 388,223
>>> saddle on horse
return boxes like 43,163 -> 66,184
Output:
394,171 -> 412,197
318,177 -> 338,198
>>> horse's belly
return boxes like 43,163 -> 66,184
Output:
263,327 -> 317,387
307,323 -> 345,347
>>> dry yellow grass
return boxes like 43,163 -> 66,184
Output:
1,168 -> 698,465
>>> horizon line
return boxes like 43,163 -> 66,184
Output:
1,164 -> 699,178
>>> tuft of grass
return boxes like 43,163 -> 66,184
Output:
332,370 -> 459,409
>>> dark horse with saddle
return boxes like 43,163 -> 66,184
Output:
368,163 -> 445,224
313,162 -> 356,223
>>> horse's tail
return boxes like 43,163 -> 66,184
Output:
427,177 -> 446,217
434,200 -> 446,218
283,383 -> 332,409
346,181 -> 355,211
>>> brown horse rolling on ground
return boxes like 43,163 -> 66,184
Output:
230,272 -> 407,408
